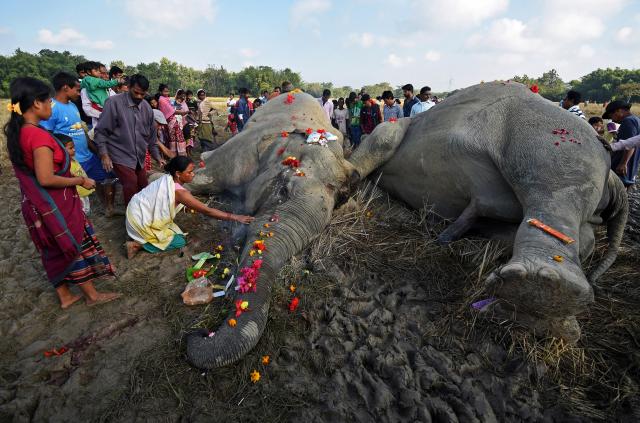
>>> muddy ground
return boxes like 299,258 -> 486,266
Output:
1,116 -> 640,422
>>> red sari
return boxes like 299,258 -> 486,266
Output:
15,126 -> 114,287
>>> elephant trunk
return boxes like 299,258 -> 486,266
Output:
186,182 -> 334,368
589,171 -> 629,283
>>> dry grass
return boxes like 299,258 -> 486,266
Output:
304,181 -> 640,420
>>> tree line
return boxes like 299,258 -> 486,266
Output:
0,49 -> 638,102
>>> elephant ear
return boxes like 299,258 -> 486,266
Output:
257,133 -> 278,157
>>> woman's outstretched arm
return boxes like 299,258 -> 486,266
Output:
175,189 -> 254,224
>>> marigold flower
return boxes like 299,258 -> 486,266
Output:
216,245 -> 224,251
249,250 -> 256,256
223,268 -> 230,275
228,318 -> 237,327
530,84 -> 539,94
250,370 -> 261,383
214,253 -> 221,259
317,129 -> 326,134
305,128 -> 313,135
264,223 -> 270,228
289,284 -> 296,293
553,255 -> 564,262
281,131 -> 289,138
389,118 -> 398,123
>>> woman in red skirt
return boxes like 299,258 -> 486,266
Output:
4,77 -> 120,309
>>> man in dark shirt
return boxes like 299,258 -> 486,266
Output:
94,74 -> 164,204
605,100 -> 640,190
402,83 -> 419,117
360,94 -> 382,135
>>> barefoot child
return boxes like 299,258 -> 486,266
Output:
41,72 -> 118,217
61,135 -> 94,215
225,113 -> 238,136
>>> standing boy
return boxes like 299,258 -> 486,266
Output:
381,91 -> 403,122
605,100 -> 640,190
360,94 -> 382,136
348,94 -> 363,148
41,72 -> 117,216
333,97 -> 349,139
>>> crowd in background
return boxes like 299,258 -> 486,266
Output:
3,58 -> 640,309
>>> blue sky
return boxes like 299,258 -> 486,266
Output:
1,0 -> 639,91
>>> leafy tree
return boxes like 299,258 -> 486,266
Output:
618,82 -> 640,102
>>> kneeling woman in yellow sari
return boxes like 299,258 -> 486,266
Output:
125,156 -> 254,258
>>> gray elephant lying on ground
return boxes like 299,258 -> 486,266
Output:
186,83 -> 627,369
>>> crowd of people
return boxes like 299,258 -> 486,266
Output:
2,59 -> 639,309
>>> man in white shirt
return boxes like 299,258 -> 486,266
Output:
318,89 -> 334,122
410,86 -> 435,117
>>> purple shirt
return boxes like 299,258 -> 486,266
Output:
94,93 -> 160,168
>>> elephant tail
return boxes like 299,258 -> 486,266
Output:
589,171 -> 629,283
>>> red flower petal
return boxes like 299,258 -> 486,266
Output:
288,297 -> 300,312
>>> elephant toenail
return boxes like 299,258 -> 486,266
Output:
538,267 -> 560,283
500,263 -> 527,279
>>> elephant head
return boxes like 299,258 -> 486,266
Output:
186,93 -> 355,368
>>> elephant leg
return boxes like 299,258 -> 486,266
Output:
579,223 -> 595,262
486,206 -> 593,342
437,199 -> 478,244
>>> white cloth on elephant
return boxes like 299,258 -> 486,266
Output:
126,174 -> 184,250
611,134 -> 640,152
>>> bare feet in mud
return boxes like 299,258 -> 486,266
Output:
86,292 -> 122,307
60,294 -> 83,310
125,241 -> 142,259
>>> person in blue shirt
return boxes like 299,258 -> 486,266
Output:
234,87 -> 254,132
605,100 -> 640,191
41,72 -> 117,216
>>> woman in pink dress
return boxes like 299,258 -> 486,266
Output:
157,84 -> 188,156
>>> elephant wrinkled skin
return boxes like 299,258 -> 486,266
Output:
186,83 -> 627,368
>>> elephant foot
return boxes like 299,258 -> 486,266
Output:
485,255 -> 594,320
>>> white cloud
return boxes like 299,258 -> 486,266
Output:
346,32 -> 416,49
424,50 -> 441,62
540,0 -> 625,41
467,18 -> 542,53
385,54 -> 415,68
126,0 -> 216,37
290,0 -> 331,31
290,0 -> 331,24
239,48 -> 258,58
412,0 -> 508,28
616,27 -> 633,42
348,32 -> 375,48
37,28 -> 114,50
578,45 -> 595,59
